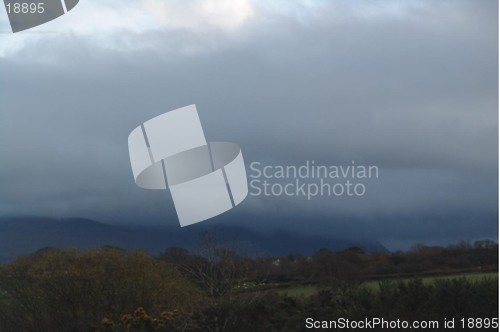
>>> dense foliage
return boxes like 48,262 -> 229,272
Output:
0,239 -> 497,331
0,248 -> 201,332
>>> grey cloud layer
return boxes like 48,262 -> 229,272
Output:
0,0 -> 497,249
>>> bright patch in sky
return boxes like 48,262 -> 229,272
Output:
142,0 -> 254,30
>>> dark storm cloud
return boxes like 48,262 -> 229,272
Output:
0,0 -> 497,249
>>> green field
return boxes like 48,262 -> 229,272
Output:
277,285 -> 321,297
277,272 -> 498,297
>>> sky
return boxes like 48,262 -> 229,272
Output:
0,0 -> 497,250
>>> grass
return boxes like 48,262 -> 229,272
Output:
277,285 -> 320,297
363,271 -> 498,292
276,272 -> 498,297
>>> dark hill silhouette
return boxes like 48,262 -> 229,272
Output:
0,216 -> 388,263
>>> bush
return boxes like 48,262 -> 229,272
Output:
0,248 -> 202,332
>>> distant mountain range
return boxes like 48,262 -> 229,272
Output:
0,217 -> 388,263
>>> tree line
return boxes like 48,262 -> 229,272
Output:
0,237 -> 496,331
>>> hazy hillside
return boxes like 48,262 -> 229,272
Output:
0,216 -> 388,263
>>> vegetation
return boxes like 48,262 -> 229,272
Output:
0,248 -> 201,332
0,238 -> 496,331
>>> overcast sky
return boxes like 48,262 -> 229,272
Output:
0,0 -> 497,250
